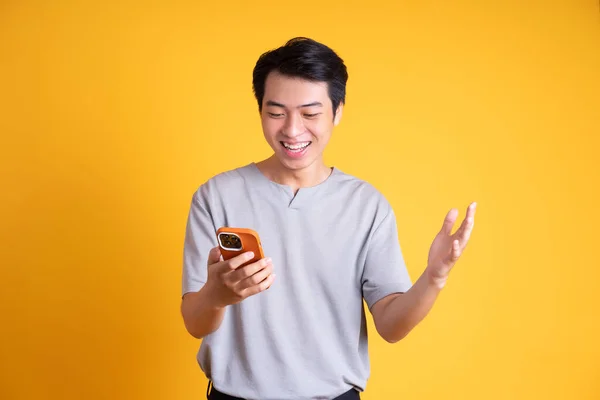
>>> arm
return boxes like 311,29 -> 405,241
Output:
372,202 -> 477,343
181,284 -> 226,339
181,247 -> 275,339
371,269 -> 442,343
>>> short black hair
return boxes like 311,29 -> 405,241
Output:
252,37 -> 348,117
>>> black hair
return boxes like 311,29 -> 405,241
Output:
252,37 -> 348,117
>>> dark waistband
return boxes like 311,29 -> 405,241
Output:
207,381 -> 360,400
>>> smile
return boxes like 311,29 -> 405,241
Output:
281,141 -> 311,151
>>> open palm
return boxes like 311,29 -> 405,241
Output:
426,202 -> 477,288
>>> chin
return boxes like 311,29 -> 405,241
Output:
274,152 -> 317,171
278,157 -> 312,170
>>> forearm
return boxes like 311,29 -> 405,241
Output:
181,284 -> 226,339
376,269 -> 444,343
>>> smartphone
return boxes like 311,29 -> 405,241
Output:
216,227 -> 265,268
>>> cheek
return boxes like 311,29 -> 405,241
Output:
261,118 -> 281,138
308,121 -> 333,139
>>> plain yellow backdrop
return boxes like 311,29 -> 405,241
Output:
1,1 -> 599,399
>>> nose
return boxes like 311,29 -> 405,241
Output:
282,113 -> 305,138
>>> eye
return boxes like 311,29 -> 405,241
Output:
268,112 -> 284,118
304,113 -> 321,118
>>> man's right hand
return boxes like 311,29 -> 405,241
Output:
203,246 -> 275,309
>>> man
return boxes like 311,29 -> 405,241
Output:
181,37 -> 476,400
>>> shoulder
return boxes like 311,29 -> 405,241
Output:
192,163 -> 256,205
332,168 -> 393,214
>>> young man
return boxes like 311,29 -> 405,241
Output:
181,37 -> 476,400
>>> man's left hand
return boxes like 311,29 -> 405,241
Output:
425,202 -> 477,288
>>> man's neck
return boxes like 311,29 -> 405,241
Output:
256,156 -> 332,194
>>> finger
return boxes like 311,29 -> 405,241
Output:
207,247 -> 222,266
469,201 -> 477,217
458,202 -> 477,239
450,239 -> 461,263
241,273 -> 276,298
221,251 -> 256,272
454,217 -> 468,238
454,202 -> 477,237
237,262 -> 273,290
229,257 -> 272,283
460,216 -> 475,247
441,208 -> 459,235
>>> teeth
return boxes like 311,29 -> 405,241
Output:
283,142 -> 310,150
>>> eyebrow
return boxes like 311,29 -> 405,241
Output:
265,100 -> 323,109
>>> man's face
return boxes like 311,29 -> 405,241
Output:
260,71 -> 342,171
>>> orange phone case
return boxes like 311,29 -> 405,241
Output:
216,227 -> 264,267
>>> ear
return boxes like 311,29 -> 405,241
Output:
333,103 -> 344,126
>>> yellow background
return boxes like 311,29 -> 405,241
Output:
1,1 -> 599,399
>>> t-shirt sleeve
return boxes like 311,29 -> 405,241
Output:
361,206 -> 413,310
181,186 -> 218,297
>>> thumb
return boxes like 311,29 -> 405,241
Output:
207,246 -> 222,267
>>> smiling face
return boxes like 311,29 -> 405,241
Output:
260,71 -> 342,172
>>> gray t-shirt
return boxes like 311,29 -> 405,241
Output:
182,163 -> 412,400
